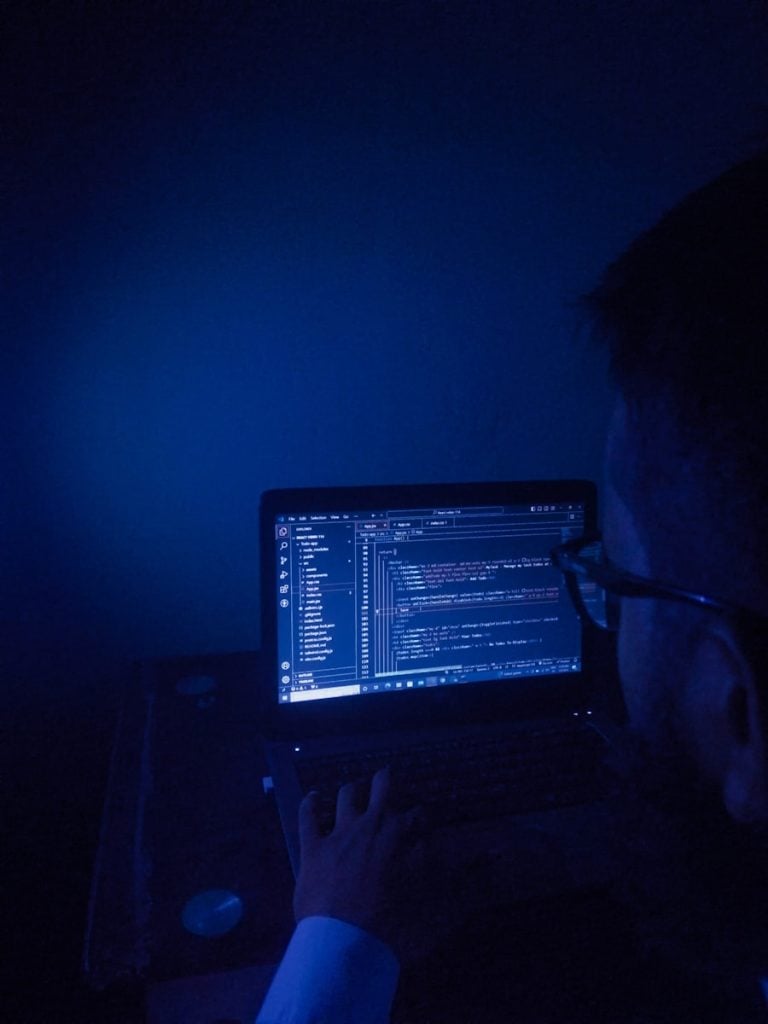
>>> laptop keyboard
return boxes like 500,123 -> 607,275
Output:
294,720 -> 611,833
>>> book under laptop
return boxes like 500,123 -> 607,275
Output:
259,480 -> 616,885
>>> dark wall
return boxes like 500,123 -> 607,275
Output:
6,1 -> 767,691
3,1 -> 767,1017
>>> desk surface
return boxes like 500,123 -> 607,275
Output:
84,652 -> 295,993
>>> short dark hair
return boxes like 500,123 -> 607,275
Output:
585,151 -> 768,615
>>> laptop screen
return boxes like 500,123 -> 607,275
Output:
261,483 -> 593,711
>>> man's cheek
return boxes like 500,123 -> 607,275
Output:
617,600 -> 658,735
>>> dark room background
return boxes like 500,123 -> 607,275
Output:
3,1 -> 768,1018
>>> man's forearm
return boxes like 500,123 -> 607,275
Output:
256,915 -> 399,1024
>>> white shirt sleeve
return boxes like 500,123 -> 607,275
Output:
255,915 -> 399,1024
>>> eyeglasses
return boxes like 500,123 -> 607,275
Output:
550,535 -> 763,633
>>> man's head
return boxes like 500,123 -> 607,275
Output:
590,149 -> 768,611
587,149 -> 768,817
585,150 -> 768,990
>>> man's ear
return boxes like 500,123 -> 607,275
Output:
687,622 -> 768,824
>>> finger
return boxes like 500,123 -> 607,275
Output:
298,790 -> 322,853
367,764 -> 392,819
334,779 -> 361,828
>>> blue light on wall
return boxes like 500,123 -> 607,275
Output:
6,1 -> 765,682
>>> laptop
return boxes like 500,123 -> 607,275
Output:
259,480 -> 616,890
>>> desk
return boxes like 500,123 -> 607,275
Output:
84,652 -> 295,1022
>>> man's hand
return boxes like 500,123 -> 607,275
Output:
293,766 -> 420,947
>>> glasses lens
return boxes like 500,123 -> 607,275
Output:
573,540 -> 616,631
576,577 -> 609,628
